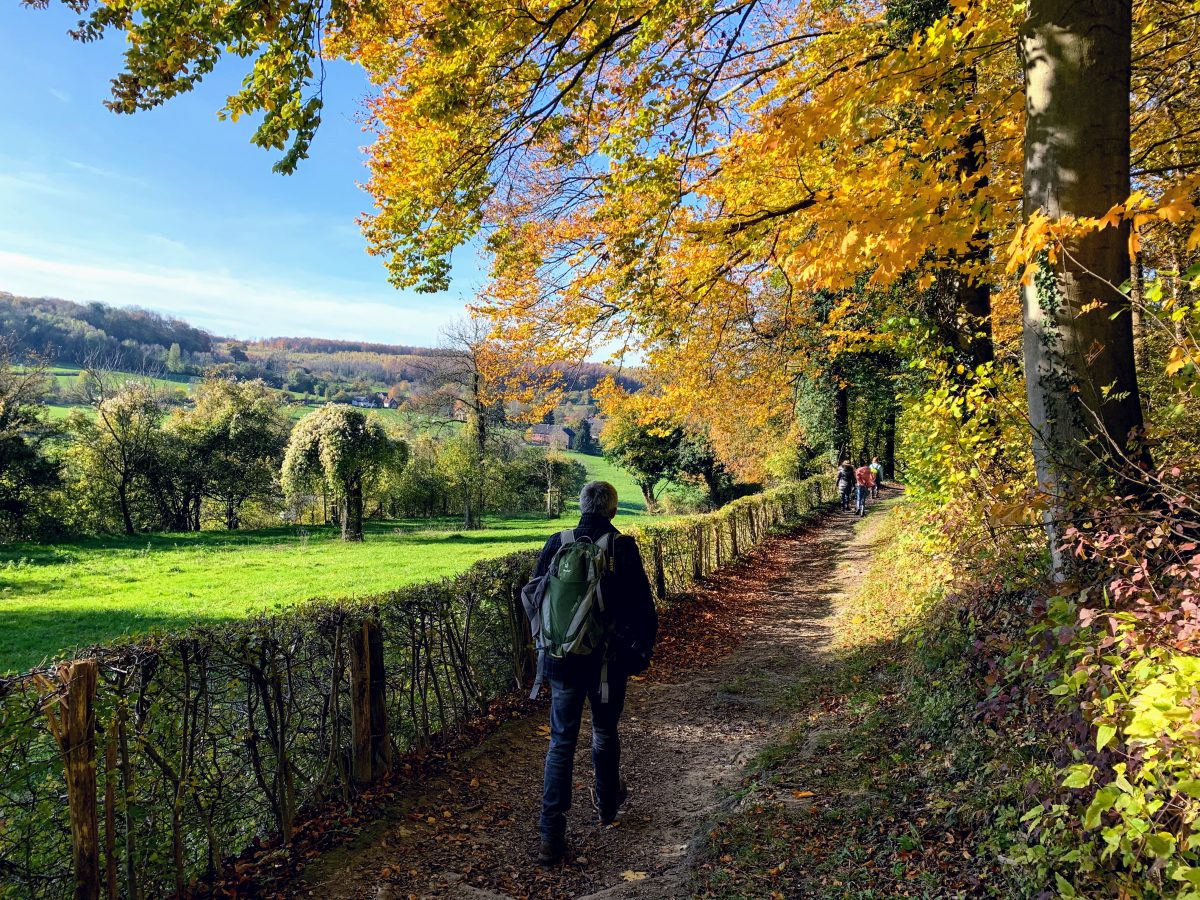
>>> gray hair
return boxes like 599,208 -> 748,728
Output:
579,480 -> 619,518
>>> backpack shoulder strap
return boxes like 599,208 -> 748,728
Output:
596,532 -> 614,553
559,529 -> 575,546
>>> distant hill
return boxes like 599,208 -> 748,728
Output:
250,336 -> 438,357
0,292 -> 213,368
0,291 -> 641,398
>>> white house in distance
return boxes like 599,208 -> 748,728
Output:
350,393 -> 400,410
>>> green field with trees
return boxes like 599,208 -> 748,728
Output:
1,308 -> 704,672
0,451 -> 653,673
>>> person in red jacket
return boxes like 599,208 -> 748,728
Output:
854,459 -> 874,516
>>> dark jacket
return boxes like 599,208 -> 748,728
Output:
533,513 -> 658,682
836,463 -> 855,491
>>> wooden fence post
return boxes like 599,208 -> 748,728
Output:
46,660 -> 100,900
652,537 -> 667,601
713,521 -> 722,569
350,619 -> 390,784
692,524 -> 704,582
729,517 -> 738,559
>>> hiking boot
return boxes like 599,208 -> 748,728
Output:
537,835 -> 566,866
590,778 -> 630,826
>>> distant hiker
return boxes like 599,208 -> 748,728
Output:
869,456 -> 884,498
836,459 -> 855,511
521,480 -> 658,866
854,459 -> 874,516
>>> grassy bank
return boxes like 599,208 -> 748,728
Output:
0,451 -> 654,673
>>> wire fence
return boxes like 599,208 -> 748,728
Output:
0,475 -> 832,898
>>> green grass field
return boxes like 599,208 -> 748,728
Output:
0,452 -> 656,673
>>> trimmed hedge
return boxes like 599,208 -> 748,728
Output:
0,475 -> 832,897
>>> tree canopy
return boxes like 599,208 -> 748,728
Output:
42,0 -> 1196,488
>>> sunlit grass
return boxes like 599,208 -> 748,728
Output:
0,450 -> 656,672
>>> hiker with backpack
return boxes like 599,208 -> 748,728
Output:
836,459 -> 855,511
521,480 -> 658,866
869,456 -> 884,498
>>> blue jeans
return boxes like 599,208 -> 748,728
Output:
540,673 -> 628,841
856,485 -> 869,513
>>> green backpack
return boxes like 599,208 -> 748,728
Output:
521,531 -> 616,702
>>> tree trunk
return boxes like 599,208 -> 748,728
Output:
1130,249 -> 1150,411
640,480 -> 657,511
956,69 -> 995,370
883,402 -> 896,480
702,468 -> 723,507
833,381 -> 849,462
1020,0 -> 1144,572
343,479 -> 364,541
225,498 -> 239,531
118,477 -> 135,536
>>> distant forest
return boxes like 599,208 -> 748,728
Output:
0,292 -> 640,396
0,292 -> 212,367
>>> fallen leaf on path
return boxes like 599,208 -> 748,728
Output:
621,871 -> 648,881
792,790 -> 815,799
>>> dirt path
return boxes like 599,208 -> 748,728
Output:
293,494 -> 897,900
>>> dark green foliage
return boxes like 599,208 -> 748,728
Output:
676,432 -> 736,507
0,349 -> 61,541
602,423 -> 684,508
570,418 -> 599,455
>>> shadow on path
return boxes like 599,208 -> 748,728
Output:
293,490 -> 901,900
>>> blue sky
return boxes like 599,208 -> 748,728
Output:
0,4 -> 480,345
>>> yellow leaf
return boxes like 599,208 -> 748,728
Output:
1165,346 -> 1195,378
792,790 -> 815,798
621,871 -> 648,881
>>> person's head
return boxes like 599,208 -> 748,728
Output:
840,459 -> 850,467
579,480 -> 619,519
872,456 -> 879,464
859,457 -> 867,467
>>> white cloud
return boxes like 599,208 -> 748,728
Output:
0,249 -> 469,345
48,88 -> 70,104
63,158 -> 150,188
0,169 -> 71,197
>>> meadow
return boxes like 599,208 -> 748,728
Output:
0,452 -> 655,673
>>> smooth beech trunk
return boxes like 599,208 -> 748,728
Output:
1019,0 -> 1144,570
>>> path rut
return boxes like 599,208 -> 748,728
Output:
293,496 -> 894,900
